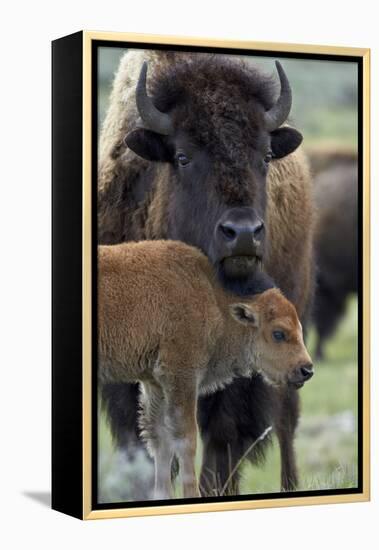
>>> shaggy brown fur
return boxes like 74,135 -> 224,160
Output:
98,240 -> 313,499
98,50 -> 315,495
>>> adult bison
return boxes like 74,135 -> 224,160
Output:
98,50 -> 315,496
312,156 -> 358,359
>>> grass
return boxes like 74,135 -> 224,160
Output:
98,297 -> 358,501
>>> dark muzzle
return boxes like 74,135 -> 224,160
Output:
289,363 -> 314,389
213,207 -> 265,278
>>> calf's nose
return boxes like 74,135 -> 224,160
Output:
299,364 -> 314,381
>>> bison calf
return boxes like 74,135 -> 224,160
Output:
98,240 -> 313,499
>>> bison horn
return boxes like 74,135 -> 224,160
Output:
264,61 -> 292,132
136,61 -> 173,136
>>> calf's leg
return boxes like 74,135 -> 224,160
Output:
154,439 -> 174,499
163,378 -> 200,498
139,382 -> 173,500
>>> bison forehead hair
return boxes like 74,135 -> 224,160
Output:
149,54 -> 277,163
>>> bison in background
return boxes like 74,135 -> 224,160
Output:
98,50 -> 315,497
312,152 -> 358,360
307,145 -> 358,176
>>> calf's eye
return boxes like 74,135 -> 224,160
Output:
272,330 -> 286,342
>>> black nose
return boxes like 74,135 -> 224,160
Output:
218,219 -> 264,244
300,364 -> 314,381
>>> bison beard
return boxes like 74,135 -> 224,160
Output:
98,51 -> 315,497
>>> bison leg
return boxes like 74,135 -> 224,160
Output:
139,382 -> 174,500
101,382 -> 146,455
198,376 -> 274,496
164,379 -> 200,499
200,438 -> 241,496
274,387 -> 300,492
199,437 -> 217,496
314,277 -> 348,360
154,446 -> 174,500
100,382 -> 155,499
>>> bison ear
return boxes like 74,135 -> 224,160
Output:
270,127 -> 303,159
230,303 -> 259,328
124,129 -> 172,162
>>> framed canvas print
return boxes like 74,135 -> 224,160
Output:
52,31 -> 370,520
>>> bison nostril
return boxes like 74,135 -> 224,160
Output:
253,221 -> 264,238
219,223 -> 237,241
300,365 -> 314,380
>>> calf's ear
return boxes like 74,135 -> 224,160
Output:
270,127 -> 303,159
230,303 -> 259,328
124,129 -> 172,162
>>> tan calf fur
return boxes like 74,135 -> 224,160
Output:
98,240 -> 313,499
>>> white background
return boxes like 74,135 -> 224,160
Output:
0,1 -> 377,548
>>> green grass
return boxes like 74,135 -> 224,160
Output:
98,297 -> 358,501
302,108 -> 358,148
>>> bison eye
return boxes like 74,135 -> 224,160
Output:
264,151 -> 273,164
272,330 -> 286,342
176,153 -> 190,167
